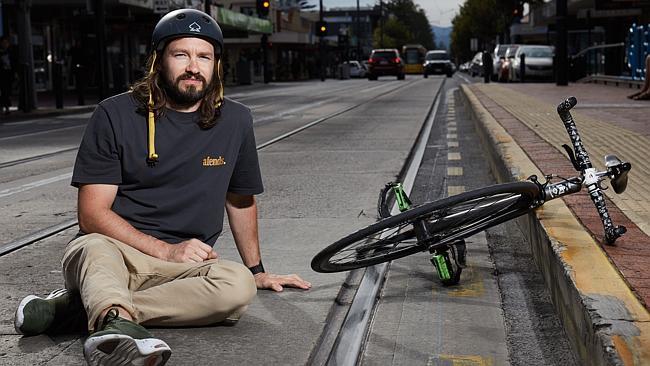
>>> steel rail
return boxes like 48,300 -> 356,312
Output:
0,147 -> 79,169
314,79 -> 444,366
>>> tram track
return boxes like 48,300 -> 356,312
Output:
308,78 -> 444,366
0,78 -> 422,257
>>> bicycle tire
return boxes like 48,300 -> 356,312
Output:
311,182 -> 539,273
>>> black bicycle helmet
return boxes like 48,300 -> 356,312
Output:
152,8 -> 224,55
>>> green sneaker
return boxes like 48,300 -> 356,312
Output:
14,288 -> 86,336
83,308 -> 171,366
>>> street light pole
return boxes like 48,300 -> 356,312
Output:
555,0 -> 568,86
379,0 -> 383,48
95,0 -> 108,99
319,0 -> 325,81
356,0 -> 361,60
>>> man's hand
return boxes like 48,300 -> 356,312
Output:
254,272 -> 311,292
165,238 -> 218,263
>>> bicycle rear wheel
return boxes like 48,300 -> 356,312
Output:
311,182 -> 539,273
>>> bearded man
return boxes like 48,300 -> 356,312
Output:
13,9 -> 310,366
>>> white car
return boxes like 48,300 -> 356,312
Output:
346,61 -> 367,78
510,45 -> 554,82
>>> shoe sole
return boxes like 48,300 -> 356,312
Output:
14,289 -> 68,335
14,295 -> 39,335
84,334 -> 171,366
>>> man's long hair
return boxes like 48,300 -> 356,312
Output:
131,51 -> 224,129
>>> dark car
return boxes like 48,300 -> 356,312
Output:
423,50 -> 453,78
367,49 -> 405,80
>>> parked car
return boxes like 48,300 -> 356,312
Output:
492,44 -> 515,81
423,50 -> 453,78
510,45 -> 554,82
499,45 -> 520,82
459,61 -> 471,73
367,49 -> 405,80
346,61 -> 367,78
469,52 -> 483,77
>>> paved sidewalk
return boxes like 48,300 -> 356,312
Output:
463,81 -> 650,365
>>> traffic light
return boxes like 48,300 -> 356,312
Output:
316,21 -> 328,37
257,0 -> 270,17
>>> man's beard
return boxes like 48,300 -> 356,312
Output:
161,72 -> 214,107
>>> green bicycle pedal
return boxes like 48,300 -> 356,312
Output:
391,183 -> 412,212
431,253 -> 452,281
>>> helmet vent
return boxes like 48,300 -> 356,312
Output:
176,13 -> 186,19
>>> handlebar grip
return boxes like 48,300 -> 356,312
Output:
587,184 -> 625,244
557,96 -> 577,114
556,96 -> 592,171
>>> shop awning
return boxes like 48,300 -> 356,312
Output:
211,6 -> 272,34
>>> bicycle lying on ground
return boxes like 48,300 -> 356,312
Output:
311,97 -> 632,286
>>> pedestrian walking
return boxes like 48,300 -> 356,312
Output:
0,36 -> 17,114
482,49 -> 492,84
628,54 -> 650,100
13,9 -> 311,366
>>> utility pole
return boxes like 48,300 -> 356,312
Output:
356,0 -> 361,60
555,0 -> 568,85
16,0 -> 37,112
95,0 -> 108,99
319,0 -> 325,81
262,34 -> 269,83
379,0 -> 384,48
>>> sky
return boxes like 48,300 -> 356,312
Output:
320,0 -> 464,27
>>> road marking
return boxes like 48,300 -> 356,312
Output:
447,167 -> 463,176
448,141 -> 459,148
428,354 -> 494,366
448,152 -> 461,160
447,134 -> 457,139
448,121 -> 457,127
448,185 -> 465,196
457,73 -> 471,83
0,172 -> 72,198
448,126 -> 457,132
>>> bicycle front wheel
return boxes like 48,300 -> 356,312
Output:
311,182 -> 539,273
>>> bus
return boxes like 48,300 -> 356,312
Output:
402,44 -> 427,74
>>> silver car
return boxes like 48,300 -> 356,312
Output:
510,45 -> 554,81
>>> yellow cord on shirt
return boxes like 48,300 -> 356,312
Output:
147,52 -> 159,165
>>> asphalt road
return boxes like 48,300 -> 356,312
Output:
0,74 -> 577,365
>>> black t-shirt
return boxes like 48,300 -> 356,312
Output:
72,92 -> 264,245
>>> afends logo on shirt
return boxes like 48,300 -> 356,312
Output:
202,156 -> 226,167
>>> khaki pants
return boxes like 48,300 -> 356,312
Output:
62,233 -> 256,332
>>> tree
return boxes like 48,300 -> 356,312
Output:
373,18 -> 412,49
376,0 -> 435,50
450,0 -> 545,63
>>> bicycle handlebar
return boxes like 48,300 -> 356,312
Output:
556,96 -> 626,244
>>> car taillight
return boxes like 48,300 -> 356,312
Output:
368,58 -> 375,64
393,57 -> 400,64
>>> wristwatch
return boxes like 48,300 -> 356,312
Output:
248,261 -> 265,275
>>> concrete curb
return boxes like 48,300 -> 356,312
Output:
460,84 -> 650,366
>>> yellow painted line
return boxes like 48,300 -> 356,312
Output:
428,354 -> 494,366
449,264 -> 484,298
462,84 -> 650,365
448,127 -> 457,132
448,121 -> 457,127
448,167 -> 463,176
473,84 -> 650,236
448,141 -> 459,148
448,152 -> 461,160
447,185 -> 465,196
447,134 -> 458,139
